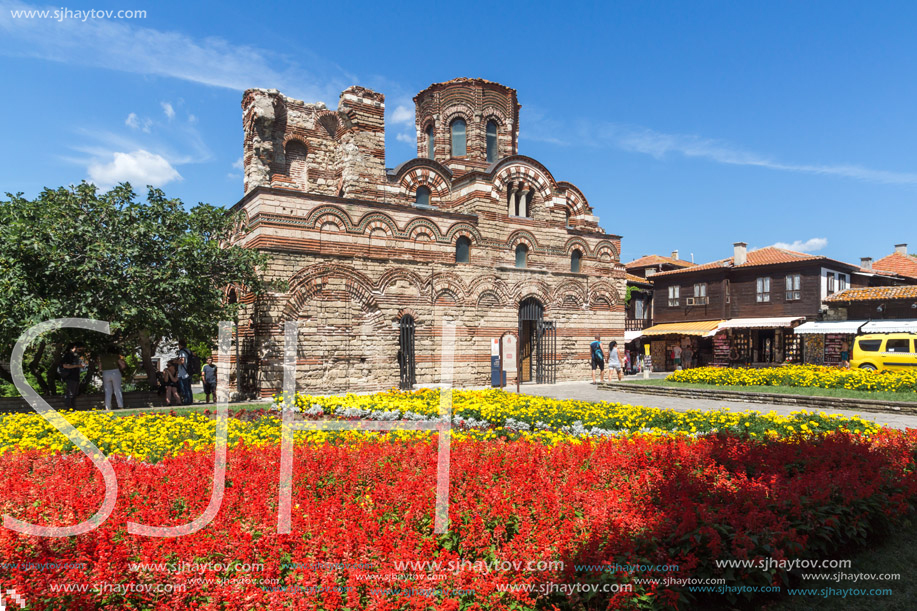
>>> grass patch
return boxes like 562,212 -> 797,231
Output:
625,379 -> 917,403
115,402 -> 274,418
762,516 -> 917,610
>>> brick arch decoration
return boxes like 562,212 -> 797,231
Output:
315,213 -> 346,233
395,308 -> 420,325
404,217 -> 445,241
594,241 -> 620,262
282,264 -> 382,326
377,268 -> 426,295
481,106 -> 510,128
468,275 -> 511,305
445,223 -> 482,245
441,104 -> 475,131
506,230 -> 539,250
492,163 -> 554,204
426,272 -> 468,305
305,205 -> 354,231
563,236 -> 592,257
476,290 -> 504,308
588,281 -> 621,310
511,279 -> 553,308
229,209 -> 252,245
399,167 -> 450,200
355,212 -> 398,237
551,279 -> 589,308
557,182 -> 592,218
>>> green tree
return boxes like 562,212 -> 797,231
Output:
0,182 -> 270,392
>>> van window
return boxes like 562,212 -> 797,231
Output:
886,339 -> 911,353
858,339 -> 882,352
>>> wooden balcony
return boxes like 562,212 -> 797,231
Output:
625,318 -> 652,331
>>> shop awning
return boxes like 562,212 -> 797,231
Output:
641,320 -> 724,337
718,317 -> 805,329
624,330 -> 643,342
861,319 -> 917,334
793,320 -> 868,335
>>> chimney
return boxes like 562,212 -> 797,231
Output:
895,243 -> 908,255
671,250 -> 679,260
861,257 -> 873,270
733,242 -> 747,266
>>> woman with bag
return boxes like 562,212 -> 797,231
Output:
99,344 -> 127,410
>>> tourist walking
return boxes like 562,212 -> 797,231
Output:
163,361 -> 182,406
606,340 -> 623,381
98,344 -> 126,410
60,344 -> 84,410
202,357 -> 217,403
589,335 -> 605,384
177,340 -> 193,405
673,344 -> 683,370
840,341 -> 850,369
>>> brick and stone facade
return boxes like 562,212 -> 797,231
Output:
230,78 -> 625,396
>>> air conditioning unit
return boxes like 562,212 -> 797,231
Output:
686,297 -> 696,306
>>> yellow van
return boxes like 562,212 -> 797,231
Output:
850,333 -> 917,372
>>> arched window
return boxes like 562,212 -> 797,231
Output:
415,186 -> 431,207
451,118 -> 466,157
425,125 -> 435,158
565,210 -> 571,226
571,249 -> 582,273
515,244 -> 528,268
455,236 -> 471,263
486,120 -> 498,162
284,140 -> 308,189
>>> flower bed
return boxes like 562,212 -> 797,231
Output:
2,431 -> 917,610
668,365 -> 917,393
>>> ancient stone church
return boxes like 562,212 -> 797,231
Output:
229,78 -> 625,396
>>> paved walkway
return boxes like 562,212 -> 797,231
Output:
514,380 -> 917,430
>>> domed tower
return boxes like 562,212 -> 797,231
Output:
413,78 -> 520,176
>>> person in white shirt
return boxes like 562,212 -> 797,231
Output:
606,340 -> 623,381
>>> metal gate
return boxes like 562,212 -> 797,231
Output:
535,320 -> 557,384
518,298 -> 557,384
398,315 -> 416,390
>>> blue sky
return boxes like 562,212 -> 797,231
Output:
1,0 -> 916,266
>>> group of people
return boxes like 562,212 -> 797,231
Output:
59,340 -> 219,410
60,343 -> 127,411
589,336 -> 624,384
158,341 -> 219,406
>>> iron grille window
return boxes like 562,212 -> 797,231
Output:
425,125 -> 435,158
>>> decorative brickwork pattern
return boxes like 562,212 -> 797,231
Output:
232,79 -> 626,396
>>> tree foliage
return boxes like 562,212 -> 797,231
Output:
0,182 -> 270,392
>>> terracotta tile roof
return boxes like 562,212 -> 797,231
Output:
873,252 -> 917,279
652,247 -> 825,278
825,285 -> 917,303
626,273 -> 653,285
625,254 -> 695,270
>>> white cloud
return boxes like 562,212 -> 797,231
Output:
772,237 -> 829,253
0,1 -> 351,103
124,112 -> 152,133
161,101 -> 175,120
390,104 -> 413,125
188,113 -> 197,124
395,132 -> 415,145
590,123 -> 917,186
232,157 -> 243,170
87,150 -> 181,189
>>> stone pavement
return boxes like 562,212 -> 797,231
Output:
513,380 -> 917,431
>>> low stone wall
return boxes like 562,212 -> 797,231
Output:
0,391 -> 164,413
599,382 -> 917,416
